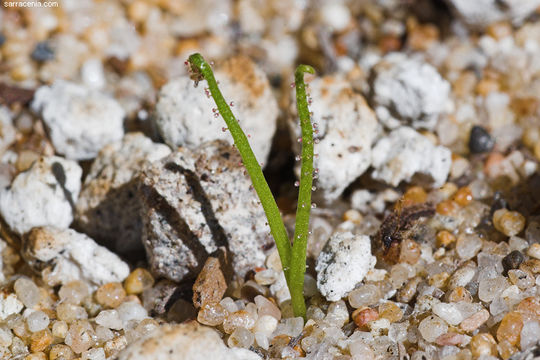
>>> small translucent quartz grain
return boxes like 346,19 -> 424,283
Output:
10,336 -> 27,357
470,333 -> 497,357
96,310 -> 123,330
460,309 -> 489,332
349,340 -> 375,360
432,302 -> 462,326
104,335 -> 128,357
508,269 -> 534,289
59,281 -> 90,305
49,344 -> 75,360
52,320 -> 68,338
275,317 -> 304,337
436,230 -> 456,247
95,324 -> 114,344
117,301 -> 147,324
197,303 -> 229,326
497,311 -> 523,346
399,239 -> 421,264
65,320 -> 96,354
82,347 -> 106,360
379,302 -> 403,323
223,310 -> 256,334
228,327 -> 254,348
452,186 -> 473,206
418,315 -> 448,342
13,277 -> 40,308
527,243 -> 540,260
456,234 -> 482,260
26,310 -> 50,332
0,325 -> 13,347
478,276 -> 509,303
516,297 -> 540,317
124,268 -> 154,295
348,284 -> 381,308
253,315 -> 278,335
220,297 -> 238,313
254,295 -> 281,320
493,209 -> 526,237
325,300 -> 349,327
520,320 -> 540,350
254,269 -> 277,285
135,319 -> 159,338
95,282 -> 126,308
57,303 -> 88,323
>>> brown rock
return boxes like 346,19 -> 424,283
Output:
192,250 -> 228,309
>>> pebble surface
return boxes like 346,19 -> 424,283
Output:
1,1 -> 540,359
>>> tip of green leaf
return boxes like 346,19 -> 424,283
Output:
295,64 -> 316,76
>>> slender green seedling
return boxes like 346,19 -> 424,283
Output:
187,53 -> 315,319
288,65 -> 315,318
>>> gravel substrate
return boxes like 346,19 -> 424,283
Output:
1,1 -> 540,360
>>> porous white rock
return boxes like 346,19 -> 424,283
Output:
155,56 -> 277,163
0,156 -> 82,235
116,322 -> 261,360
371,126 -> 451,187
445,0 -> 540,28
289,76 -> 378,203
76,133 -> 171,255
31,80 -> 125,160
371,53 -> 451,130
316,231 -> 376,301
0,293 -> 23,320
139,140 -> 270,282
22,226 -> 129,286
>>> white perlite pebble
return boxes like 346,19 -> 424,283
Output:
372,53 -> 451,131
31,80 -> 125,160
155,56 -> 277,163
116,322 -> 261,360
22,226 -> 129,286
316,231 -> 376,301
445,0 -> 540,28
289,76 -> 378,203
0,156 -> 82,235
371,126 -> 451,187
76,133 -> 171,254
0,293 -> 23,320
